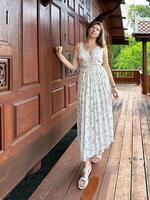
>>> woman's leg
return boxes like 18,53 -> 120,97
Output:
84,158 -> 91,169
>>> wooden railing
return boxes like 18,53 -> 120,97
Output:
112,69 -> 140,84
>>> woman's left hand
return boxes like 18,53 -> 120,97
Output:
111,87 -> 119,100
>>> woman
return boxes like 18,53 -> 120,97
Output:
55,21 -> 119,190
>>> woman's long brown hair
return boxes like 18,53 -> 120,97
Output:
86,21 -> 106,48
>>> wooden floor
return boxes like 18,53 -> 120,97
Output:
30,84 -> 150,200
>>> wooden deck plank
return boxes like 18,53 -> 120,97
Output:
131,94 -> 147,200
138,94 -> 150,199
114,95 -> 133,200
29,138 -> 81,200
96,94 -> 129,200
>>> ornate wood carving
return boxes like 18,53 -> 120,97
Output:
65,53 -> 79,76
0,63 -> 6,87
0,59 -> 9,92
65,53 -> 73,76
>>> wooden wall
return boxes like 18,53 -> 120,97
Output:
0,0 -> 102,198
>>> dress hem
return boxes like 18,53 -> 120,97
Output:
81,139 -> 114,162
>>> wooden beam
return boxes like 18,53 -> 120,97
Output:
112,36 -> 129,40
101,0 -> 125,4
94,0 -> 122,22
111,27 -> 128,30
40,0 -> 52,6
109,16 -> 126,19
112,39 -> 129,45
142,41 -> 147,94
133,33 -> 150,41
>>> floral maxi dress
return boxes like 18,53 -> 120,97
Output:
77,42 -> 114,161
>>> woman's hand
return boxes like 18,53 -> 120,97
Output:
111,87 -> 119,100
55,46 -> 63,57
54,44 -> 79,72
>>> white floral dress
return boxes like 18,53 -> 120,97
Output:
77,42 -> 114,161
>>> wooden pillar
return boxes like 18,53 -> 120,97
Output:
142,41 -> 147,94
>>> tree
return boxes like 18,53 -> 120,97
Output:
111,38 -> 150,74
128,5 -> 150,28
112,37 -> 142,69
111,45 -> 124,68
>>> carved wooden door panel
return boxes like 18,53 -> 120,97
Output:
49,0 -> 77,131
64,0 -> 77,77
0,0 -> 11,154
0,0 -> 43,198
49,1 -> 66,116
11,0 -> 40,146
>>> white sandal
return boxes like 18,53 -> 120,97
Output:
91,153 -> 103,164
78,164 -> 92,190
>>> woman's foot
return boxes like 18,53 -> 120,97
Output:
78,162 -> 92,190
91,153 -> 102,164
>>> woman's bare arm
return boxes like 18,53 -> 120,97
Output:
55,43 -> 79,72
103,46 -> 116,87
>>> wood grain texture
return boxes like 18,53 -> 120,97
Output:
30,84 -> 150,200
14,96 -> 40,137
22,0 -> 39,84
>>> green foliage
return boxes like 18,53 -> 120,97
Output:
114,42 -> 142,69
148,42 -> 150,74
111,38 -> 150,74
111,37 -> 138,69
112,37 -> 142,69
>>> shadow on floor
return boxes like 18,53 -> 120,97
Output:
5,126 -> 77,200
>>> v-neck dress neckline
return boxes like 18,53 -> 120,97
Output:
82,42 -> 98,56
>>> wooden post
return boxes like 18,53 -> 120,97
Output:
142,41 -> 147,94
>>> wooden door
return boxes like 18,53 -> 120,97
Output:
49,0 -> 77,126
0,0 -> 46,198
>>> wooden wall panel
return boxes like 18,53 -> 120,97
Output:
78,0 -> 91,23
51,3 -> 62,80
92,0 -> 100,19
14,96 -> 40,138
0,0 -> 8,42
78,5 -> 84,18
51,87 -> 65,114
0,105 -> 3,151
79,22 -> 84,42
68,83 -> 77,104
67,0 -> 75,11
86,0 -> 91,11
79,0 -> 84,5
22,0 -> 38,85
67,14 -> 75,46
